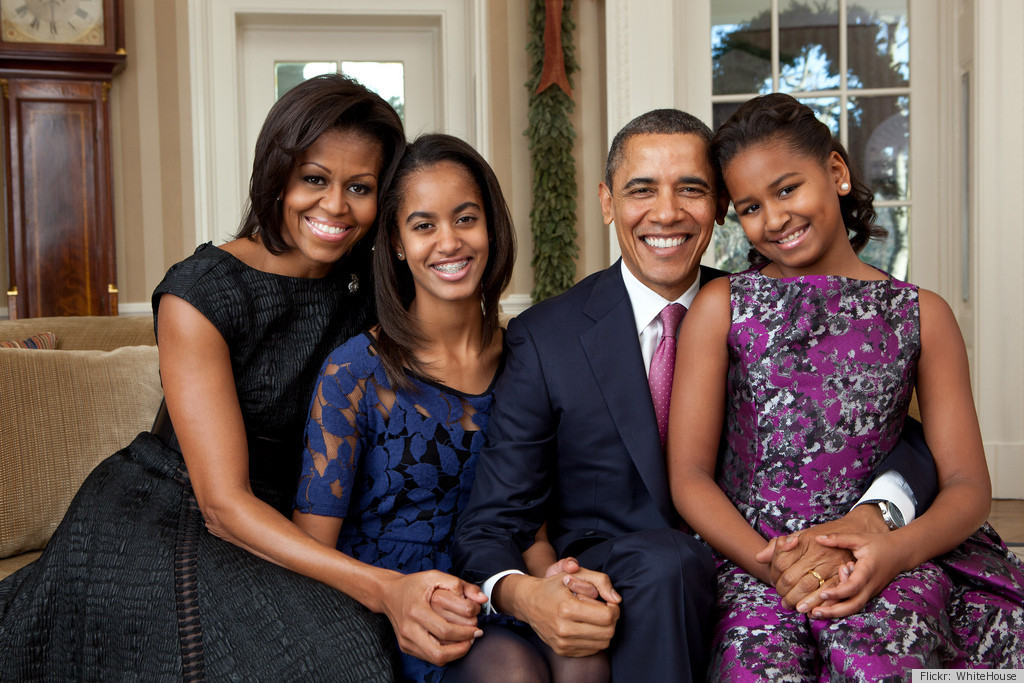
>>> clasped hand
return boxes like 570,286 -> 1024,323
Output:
385,570 -> 487,666
494,557 -> 621,657
755,511 -> 906,619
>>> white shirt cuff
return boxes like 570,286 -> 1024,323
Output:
856,470 -> 918,524
481,570 -> 525,615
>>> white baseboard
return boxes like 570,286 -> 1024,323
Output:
500,293 -> 532,318
1,303 -> 151,320
118,302 -> 152,316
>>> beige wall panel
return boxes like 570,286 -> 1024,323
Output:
573,0 -> 607,281
111,0 -> 194,315
490,0 -> 606,311
488,0 -> 533,306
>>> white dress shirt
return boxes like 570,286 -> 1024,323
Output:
620,261 -> 701,377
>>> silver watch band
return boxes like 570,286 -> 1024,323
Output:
863,499 -> 904,530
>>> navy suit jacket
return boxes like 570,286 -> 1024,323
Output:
452,262 -> 727,584
451,261 -> 936,585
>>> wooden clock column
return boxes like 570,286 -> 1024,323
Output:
0,0 -> 125,318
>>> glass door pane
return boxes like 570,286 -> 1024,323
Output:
273,61 -> 405,125
275,62 -> 338,100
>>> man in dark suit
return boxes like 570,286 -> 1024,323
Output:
451,109 -> 935,681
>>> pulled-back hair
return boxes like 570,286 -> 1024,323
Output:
605,109 -> 715,188
236,74 -> 406,259
710,93 -> 885,264
373,133 -> 516,391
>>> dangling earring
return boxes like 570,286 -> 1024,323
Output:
348,273 -> 360,294
840,182 -> 850,192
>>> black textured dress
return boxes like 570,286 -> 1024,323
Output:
0,243 -> 398,681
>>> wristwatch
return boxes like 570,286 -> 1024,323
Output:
862,499 -> 906,530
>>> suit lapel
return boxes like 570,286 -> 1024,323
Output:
580,263 -> 677,525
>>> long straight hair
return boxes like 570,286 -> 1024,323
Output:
373,134 -> 516,390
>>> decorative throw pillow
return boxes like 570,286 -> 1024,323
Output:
0,331 -> 56,349
0,345 -> 163,559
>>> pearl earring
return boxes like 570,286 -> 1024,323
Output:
840,182 -> 850,192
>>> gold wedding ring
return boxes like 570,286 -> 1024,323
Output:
808,569 -> 825,589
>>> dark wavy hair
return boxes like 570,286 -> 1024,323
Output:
710,93 -> 885,266
373,133 -> 516,390
235,74 -> 406,270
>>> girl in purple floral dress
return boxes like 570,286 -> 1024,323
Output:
668,93 -> 1024,681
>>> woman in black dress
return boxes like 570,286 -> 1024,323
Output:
0,74 -> 428,681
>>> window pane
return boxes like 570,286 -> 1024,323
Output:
860,205 -> 909,280
341,61 -> 405,123
712,0 -> 772,96
716,96 -> 841,133
798,97 -> 841,136
275,62 -> 338,100
712,101 -> 744,131
847,95 -> 909,201
778,0 -> 840,93
847,1 -> 909,89
712,209 -> 755,274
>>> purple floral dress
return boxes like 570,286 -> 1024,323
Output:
712,269 -> 1024,681
294,332 -> 498,683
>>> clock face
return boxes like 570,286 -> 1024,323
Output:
1,0 -> 105,46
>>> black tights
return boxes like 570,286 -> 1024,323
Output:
442,621 -> 610,683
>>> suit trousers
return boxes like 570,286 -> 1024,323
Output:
577,528 -> 715,682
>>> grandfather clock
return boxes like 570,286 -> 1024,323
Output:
0,0 -> 125,319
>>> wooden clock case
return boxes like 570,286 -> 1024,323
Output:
1,0 -> 126,318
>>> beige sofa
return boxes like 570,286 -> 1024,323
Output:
0,315 -> 162,579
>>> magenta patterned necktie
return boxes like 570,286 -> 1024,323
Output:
649,303 -> 686,447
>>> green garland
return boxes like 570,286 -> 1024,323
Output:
525,0 -> 579,302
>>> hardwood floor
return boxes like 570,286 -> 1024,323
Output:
989,499 -> 1024,559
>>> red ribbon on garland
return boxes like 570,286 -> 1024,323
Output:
535,0 -> 573,99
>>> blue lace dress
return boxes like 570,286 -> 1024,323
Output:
294,332 -> 501,683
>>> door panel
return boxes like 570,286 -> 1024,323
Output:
240,18 -> 441,173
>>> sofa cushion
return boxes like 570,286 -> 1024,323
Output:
0,331 -> 56,349
0,550 -> 41,579
0,315 -> 154,351
0,345 -> 163,559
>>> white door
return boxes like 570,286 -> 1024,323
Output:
239,18 -> 442,177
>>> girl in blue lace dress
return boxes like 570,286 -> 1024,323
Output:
668,93 -> 1024,681
293,135 -> 609,683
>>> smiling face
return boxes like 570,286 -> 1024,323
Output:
599,133 -> 718,300
278,128 -> 383,278
723,139 -> 854,277
393,161 -> 490,307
